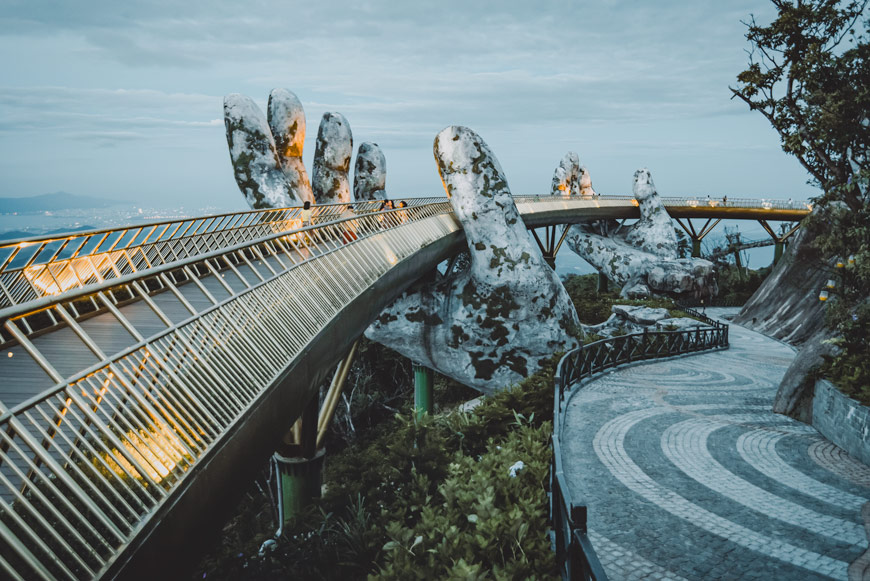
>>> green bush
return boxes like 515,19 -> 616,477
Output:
375,421 -> 557,580
195,360 -> 560,579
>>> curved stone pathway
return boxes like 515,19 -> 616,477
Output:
561,309 -> 870,580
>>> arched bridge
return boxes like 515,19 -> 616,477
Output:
0,195 -> 808,579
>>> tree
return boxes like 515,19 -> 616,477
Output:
733,0 -> 870,403
730,0 -> 869,210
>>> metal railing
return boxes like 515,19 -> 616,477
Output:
0,197 -> 442,310
0,201 -> 459,580
0,195 -> 811,313
551,305 -> 729,580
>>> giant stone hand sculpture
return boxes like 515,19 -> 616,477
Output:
365,127 -> 582,393
225,90 -> 362,207
224,93 -> 303,209
551,151 -> 596,197
353,142 -> 387,201
566,168 -> 718,299
312,113 -> 353,203
267,89 -> 314,203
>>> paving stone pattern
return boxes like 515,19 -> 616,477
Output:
561,308 -> 870,580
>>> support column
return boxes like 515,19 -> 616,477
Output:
674,217 -> 720,259
275,394 -> 321,523
273,448 -> 326,522
414,363 -> 433,418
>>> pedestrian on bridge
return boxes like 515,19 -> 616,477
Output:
301,200 -> 313,226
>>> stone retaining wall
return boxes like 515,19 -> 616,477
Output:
812,379 -> 870,467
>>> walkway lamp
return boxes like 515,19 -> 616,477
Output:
826,279 -> 837,289
848,254 -> 856,265
819,289 -> 829,301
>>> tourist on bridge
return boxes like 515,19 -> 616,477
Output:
300,200 -> 313,226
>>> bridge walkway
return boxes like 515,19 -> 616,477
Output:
560,309 -> 869,580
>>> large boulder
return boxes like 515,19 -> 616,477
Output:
733,222 -> 828,345
353,142 -> 387,201
312,112 -> 353,204
566,168 -> 717,299
365,126 -> 582,393
734,209 -> 836,421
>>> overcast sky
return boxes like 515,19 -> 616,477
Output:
0,0 -> 821,211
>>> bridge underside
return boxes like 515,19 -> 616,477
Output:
106,229 -> 466,579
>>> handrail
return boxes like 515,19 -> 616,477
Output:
0,200 -> 459,580
0,195 -> 811,311
0,197 -> 443,310
551,305 -> 729,580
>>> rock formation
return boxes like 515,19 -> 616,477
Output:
566,168 -> 718,299
353,142 -> 387,201
365,126 -> 582,393
312,112 -> 353,204
224,94 -> 300,209
584,305 -> 707,339
733,210 -> 833,421
267,89 -> 314,204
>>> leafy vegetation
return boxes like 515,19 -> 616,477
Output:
194,358 -> 559,579
714,263 -> 772,305
733,0 -> 869,404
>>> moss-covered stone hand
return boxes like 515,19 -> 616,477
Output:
365,126 -> 582,393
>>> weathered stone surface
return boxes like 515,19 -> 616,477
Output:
772,329 -> 838,422
566,168 -> 717,299
734,222 -> 828,346
582,305 -> 707,338
353,142 -> 386,201
732,214 -> 834,422
223,94 -> 298,209
267,88 -> 314,204
611,305 -> 669,325
312,112 -> 353,203
624,169 -> 678,258
655,317 -> 705,331
365,126 -> 582,393
578,166 -> 596,197
813,379 -> 870,467
552,152 -> 581,196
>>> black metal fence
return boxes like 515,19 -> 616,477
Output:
550,305 -> 729,580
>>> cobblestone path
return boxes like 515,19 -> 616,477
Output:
561,309 -> 870,580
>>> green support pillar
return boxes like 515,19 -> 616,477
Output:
274,395 -> 322,524
274,448 -> 326,523
691,238 -> 702,258
773,241 -> 784,265
414,363 -> 433,418
597,271 -> 609,294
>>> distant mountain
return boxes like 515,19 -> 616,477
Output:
0,192 -> 124,214
0,225 -> 98,242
